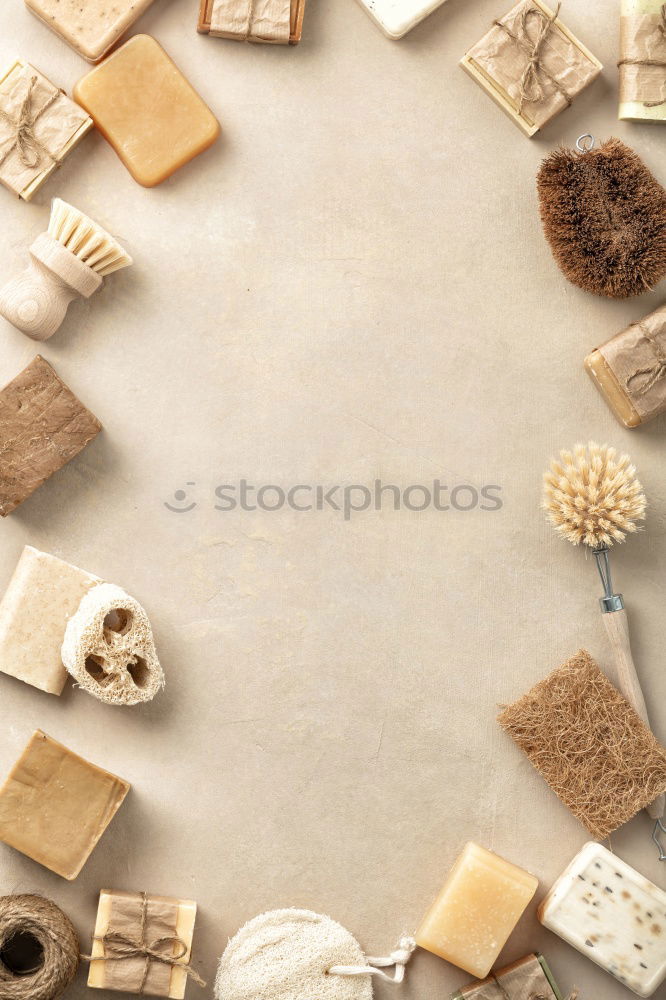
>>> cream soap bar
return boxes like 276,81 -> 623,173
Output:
0,730 -> 130,880
416,842 -> 538,978
0,546 -> 99,695
74,35 -> 220,188
539,843 -> 666,997
25,0 -> 158,62
354,0 -> 448,39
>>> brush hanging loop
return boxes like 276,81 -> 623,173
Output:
653,818 -> 666,861
576,133 -> 595,152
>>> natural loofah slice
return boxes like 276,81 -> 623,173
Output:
537,138 -> 666,299
498,650 -> 666,840
62,582 -> 164,705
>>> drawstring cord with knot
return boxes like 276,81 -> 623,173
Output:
328,936 -> 416,984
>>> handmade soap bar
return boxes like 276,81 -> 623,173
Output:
0,730 -> 129,880
460,0 -> 602,137
352,0 -> 447,39
452,953 -> 562,1000
0,546 -> 99,695
585,304 -> 666,428
0,355 -> 102,516
0,60 -> 92,201
25,0 -> 158,62
619,0 -> 666,123
74,36 -> 220,188
198,0 -> 305,43
416,843 -> 538,978
88,890 -> 198,998
539,843 -> 666,997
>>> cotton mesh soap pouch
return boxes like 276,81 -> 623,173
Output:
62,583 -> 164,705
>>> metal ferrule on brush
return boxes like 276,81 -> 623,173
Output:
594,546 -> 624,614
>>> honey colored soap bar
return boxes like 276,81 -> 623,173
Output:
539,842 -> 666,997
25,0 -> 158,63
74,36 -> 220,188
0,730 -> 130,879
0,545 -> 99,695
88,890 -> 198,998
416,842 -> 538,978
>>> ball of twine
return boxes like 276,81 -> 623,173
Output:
0,895 -> 79,1000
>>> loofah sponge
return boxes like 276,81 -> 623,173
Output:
537,138 -> 666,299
62,582 -> 164,705
498,650 -> 666,840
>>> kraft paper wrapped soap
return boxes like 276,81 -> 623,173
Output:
585,304 -> 666,428
451,954 -> 562,1000
460,0 -> 602,137
88,890 -> 200,998
25,0 -> 158,62
0,545 -> 99,695
0,60 -> 92,200
416,843 -> 538,977
619,0 -> 666,123
0,730 -> 130,879
198,0 -> 305,43
539,842 -> 666,997
352,0 -> 449,40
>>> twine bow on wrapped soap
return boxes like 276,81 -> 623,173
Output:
0,75 -> 57,170
493,3 -> 572,113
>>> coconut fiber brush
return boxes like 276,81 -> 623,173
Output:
0,198 -> 132,341
543,442 -> 666,852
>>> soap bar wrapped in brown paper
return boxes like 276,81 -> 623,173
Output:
597,304 -> 666,423
619,1 -> 666,110
210,0 -> 292,42
0,60 -> 92,200
88,890 -> 202,999
461,0 -> 602,136
452,954 -> 562,1000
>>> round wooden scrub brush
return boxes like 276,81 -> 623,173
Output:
542,442 -> 666,836
0,198 -> 132,341
537,135 -> 666,299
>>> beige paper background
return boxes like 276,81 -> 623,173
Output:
0,1 -> 664,999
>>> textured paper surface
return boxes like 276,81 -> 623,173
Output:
0,1 -> 663,998
620,7 -> 666,107
211,0 -> 292,42
599,305 -> 666,423
466,0 -> 601,129
458,954 -> 558,1000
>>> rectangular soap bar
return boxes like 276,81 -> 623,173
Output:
0,355 -> 102,517
0,546 -> 99,695
452,953 -> 562,1000
619,0 -> 666,123
25,0 -> 158,62
198,0 -> 304,43
416,842 -> 538,978
539,842 -> 666,997
88,890 -> 197,998
0,730 -> 130,880
352,0 -> 448,40
74,35 -> 220,188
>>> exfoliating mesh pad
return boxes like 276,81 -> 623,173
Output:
215,909 -> 373,1000
498,649 -> 666,840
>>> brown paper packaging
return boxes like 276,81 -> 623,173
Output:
591,304 -> 666,425
210,0 -> 291,42
620,10 -> 666,108
453,954 -> 561,1000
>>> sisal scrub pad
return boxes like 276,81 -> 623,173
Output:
498,650 -> 666,840
62,583 -> 164,706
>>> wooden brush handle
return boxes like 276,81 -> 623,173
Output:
602,608 -> 665,820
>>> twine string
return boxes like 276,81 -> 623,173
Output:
492,971 -> 579,1000
83,892 -> 206,993
617,4 -> 666,107
327,937 -> 416,984
625,323 -> 666,395
493,3 -> 572,114
0,75 -> 58,170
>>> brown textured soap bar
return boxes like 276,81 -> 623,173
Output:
0,355 -> 101,516
0,730 -> 130,880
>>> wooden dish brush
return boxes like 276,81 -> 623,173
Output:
542,442 -> 666,846
0,198 -> 132,341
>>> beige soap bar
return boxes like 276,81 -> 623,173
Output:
0,730 -> 130,880
74,35 -> 220,188
0,546 -> 99,695
89,890 -> 197,998
416,842 -> 538,978
25,0 -> 158,63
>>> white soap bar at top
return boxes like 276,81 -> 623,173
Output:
353,0 -> 448,39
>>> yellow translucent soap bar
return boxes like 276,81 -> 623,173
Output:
74,35 -> 220,188
416,842 -> 538,978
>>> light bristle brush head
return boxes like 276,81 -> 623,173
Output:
47,199 -> 132,277
543,442 -> 646,548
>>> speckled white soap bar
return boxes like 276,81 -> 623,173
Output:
538,843 -> 666,997
353,0 -> 448,39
